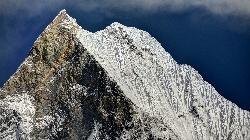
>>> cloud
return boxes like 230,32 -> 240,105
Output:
0,0 -> 250,17
0,0 -> 65,16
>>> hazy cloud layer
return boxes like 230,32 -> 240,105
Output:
0,0 -> 250,16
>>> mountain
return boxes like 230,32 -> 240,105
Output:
0,9 -> 249,140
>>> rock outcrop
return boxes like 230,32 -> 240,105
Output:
0,10 -> 249,140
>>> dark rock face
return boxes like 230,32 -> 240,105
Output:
34,39 -> 137,139
0,10 -> 249,140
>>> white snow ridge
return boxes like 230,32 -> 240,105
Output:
0,9 -> 249,140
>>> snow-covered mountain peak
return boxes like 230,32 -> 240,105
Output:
53,9 -> 77,26
109,22 -> 127,29
0,10 -> 249,140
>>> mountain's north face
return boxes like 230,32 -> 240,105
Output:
0,10 -> 249,140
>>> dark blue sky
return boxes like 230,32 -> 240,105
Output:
0,1 -> 249,110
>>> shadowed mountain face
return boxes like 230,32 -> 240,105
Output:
0,10 -> 249,139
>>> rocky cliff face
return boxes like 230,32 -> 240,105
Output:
0,10 -> 249,140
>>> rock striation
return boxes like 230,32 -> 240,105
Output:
0,10 -> 250,140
